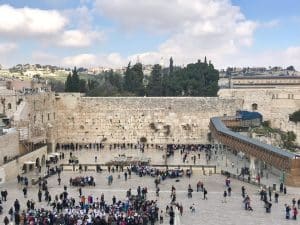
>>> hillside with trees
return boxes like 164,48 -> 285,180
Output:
64,57 -> 219,97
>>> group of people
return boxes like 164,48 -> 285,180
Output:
3,190 -> 160,225
69,176 -> 96,187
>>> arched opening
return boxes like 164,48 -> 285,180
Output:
35,157 -> 40,167
22,164 -> 27,173
252,103 -> 258,111
41,155 -> 46,165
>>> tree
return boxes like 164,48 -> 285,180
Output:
79,79 -> 87,93
71,67 -> 80,92
65,73 -> 72,92
49,79 -> 65,92
123,62 -> 145,96
123,62 -> 132,92
64,67 -> 81,92
169,57 -> 174,75
286,65 -> 295,71
147,64 -> 163,96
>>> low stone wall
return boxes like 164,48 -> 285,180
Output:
0,146 -> 47,182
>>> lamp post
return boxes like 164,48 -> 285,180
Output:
225,146 -> 228,167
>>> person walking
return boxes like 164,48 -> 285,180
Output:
8,207 -> 13,221
203,188 -> 208,200
169,206 -> 174,225
14,213 -> 20,225
274,192 -> 279,203
3,216 -> 9,225
22,187 -> 27,198
156,186 -> 160,197
38,189 -> 42,202
3,190 -> 7,201
159,210 -> 164,224
57,177 -> 61,185
241,186 -> 246,198
228,186 -> 232,197
222,190 -> 227,203
79,187 -> 82,197
293,206 -> 298,220
285,204 -> 291,219
268,186 -> 272,201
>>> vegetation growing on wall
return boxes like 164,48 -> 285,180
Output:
281,131 -> 296,151
289,110 -> 300,123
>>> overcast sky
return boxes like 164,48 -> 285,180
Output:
0,0 -> 300,69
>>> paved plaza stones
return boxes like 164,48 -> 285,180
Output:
0,153 -> 299,225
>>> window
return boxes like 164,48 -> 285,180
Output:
48,113 -> 50,121
41,114 -> 43,123
7,103 -> 11,109
252,103 -> 258,111
34,115 -> 36,123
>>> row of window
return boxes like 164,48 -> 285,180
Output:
272,94 -> 294,99
33,112 -> 56,123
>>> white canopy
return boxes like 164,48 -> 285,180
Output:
24,161 -> 35,164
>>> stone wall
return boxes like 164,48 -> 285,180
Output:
19,92 -> 57,143
54,95 -> 243,144
219,87 -> 300,144
0,146 -> 47,182
0,131 -> 19,165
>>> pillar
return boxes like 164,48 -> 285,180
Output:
250,156 -> 256,178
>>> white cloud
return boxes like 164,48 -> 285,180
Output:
62,53 -> 127,68
0,4 -> 106,50
59,29 -> 105,47
94,0 -> 258,67
0,4 -> 67,37
63,54 -> 97,67
31,52 -> 59,65
214,46 -> 300,70
0,42 -> 17,54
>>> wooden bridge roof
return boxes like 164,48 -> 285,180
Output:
211,117 -> 295,159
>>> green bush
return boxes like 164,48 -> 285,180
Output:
289,110 -> 300,123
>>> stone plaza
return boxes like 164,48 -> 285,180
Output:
0,148 -> 299,224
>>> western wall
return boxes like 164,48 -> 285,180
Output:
53,94 -> 243,145
4,85 -> 298,150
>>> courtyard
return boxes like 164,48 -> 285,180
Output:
0,162 -> 299,225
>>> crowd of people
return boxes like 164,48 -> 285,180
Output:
1,143 -> 300,224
